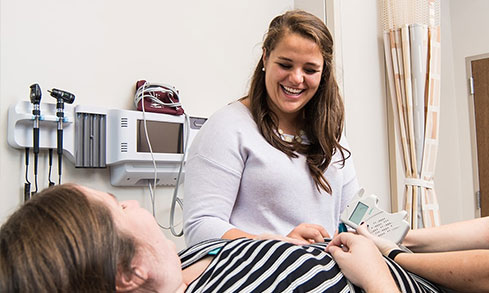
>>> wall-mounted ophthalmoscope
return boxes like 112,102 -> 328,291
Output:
49,88 -> 75,184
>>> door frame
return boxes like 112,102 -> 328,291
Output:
466,53 -> 489,218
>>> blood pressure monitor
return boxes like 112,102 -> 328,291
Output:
340,189 -> 410,244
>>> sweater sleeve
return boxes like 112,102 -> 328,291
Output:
183,105 -> 247,246
183,154 -> 243,246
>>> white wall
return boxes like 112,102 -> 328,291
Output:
435,0 -> 464,224
337,0 -> 391,211
0,0 -> 294,250
440,0 -> 489,222
295,0 -> 326,21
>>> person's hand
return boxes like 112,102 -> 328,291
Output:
287,223 -> 330,243
254,233 -> 309,245
326,232 -> 399,292
355,223 -> 400,256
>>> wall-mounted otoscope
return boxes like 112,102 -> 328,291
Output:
49,88 -> 75,184
30,84 -> 42,195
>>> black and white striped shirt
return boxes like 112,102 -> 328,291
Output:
179,238 -> 441,292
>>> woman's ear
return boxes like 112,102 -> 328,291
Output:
115,266 -> 148,292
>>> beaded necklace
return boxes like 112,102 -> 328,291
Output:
277,129 -> 306,143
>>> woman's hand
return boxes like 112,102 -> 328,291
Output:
326,232 -> 399,293
287,223 -> 330,243
355,224 -> 400,256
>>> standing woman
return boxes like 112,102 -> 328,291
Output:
183,10 -> 359,246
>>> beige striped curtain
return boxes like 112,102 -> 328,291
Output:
382,0 -> 441,228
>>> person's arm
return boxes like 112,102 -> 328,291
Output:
229,229 -> 312,245
183,110 -> 246,246
403,217 -> 489,252
221,228 -> 255,240
286,223 -> 330,243
357,222 -> 489,292
223,226 -> 325,245
183,152 -> 243,246
326,232 -> 400,292
392,250 -> 489,292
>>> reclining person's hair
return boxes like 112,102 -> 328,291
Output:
0,184 -> 136,292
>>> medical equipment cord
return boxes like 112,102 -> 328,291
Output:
134,82 -> 183,110
48,148 -> 55,186
57,125 -> 63,185
139,81 -> 186,237
168,113 -> 190,236
33,158 -> 39,193
24,148 -> 31,201
32,116 -> 40,193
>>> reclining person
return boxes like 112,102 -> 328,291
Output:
0,184 -> 439,292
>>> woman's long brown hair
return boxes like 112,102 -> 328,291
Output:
246,10 -> 350,194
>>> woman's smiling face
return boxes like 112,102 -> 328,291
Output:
263,32 -> 323,123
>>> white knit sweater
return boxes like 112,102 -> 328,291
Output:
183,101 -> 359,246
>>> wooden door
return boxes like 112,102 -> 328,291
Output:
472,57 -> 489,216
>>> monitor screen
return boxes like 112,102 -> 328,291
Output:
349,202 -> 369,225
137,120 -> 183,154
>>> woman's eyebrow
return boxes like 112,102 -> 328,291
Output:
277,56 -> 321,68
277,56 -> 293,62
107,192 -> 119,204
